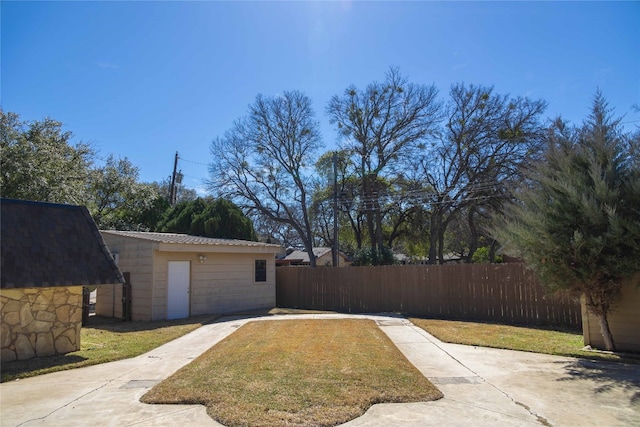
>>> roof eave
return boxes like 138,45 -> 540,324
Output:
157,242 -> 281,254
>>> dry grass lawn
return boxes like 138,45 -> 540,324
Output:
410,318 -> 640,364
142,319 -> 442,426
1,315 -> 217,382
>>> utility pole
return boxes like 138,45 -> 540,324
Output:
169,151 -> 178,205
332,151 -> 339,267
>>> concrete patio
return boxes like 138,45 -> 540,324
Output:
1,314 -> 638,426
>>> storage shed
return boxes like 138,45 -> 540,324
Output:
96,231 -> 281,321
581,279 -> 640,353
1,199 -> 123,362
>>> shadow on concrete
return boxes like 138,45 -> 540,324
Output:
85,314 -> 220,332
1,354 -> 88,383
557,358 -> 640,405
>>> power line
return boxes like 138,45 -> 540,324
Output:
178,156 -> 209,167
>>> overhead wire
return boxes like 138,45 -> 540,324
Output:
176,154 -> 514,209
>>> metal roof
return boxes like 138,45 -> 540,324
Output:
101,230 -> 281,249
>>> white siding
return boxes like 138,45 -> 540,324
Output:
191,254 -> 276,315
157,251 -> 276,317
98,233 -> 155,321
99,232 -> 278,321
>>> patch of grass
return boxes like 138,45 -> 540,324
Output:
142,319 -> 442,427
410,318 -> 640,364
235,307 -> 340,316
1,315 -> 217,382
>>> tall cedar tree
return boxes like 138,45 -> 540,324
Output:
158,198 -> 257,241
498,92 -> 640,351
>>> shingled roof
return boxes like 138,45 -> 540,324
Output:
1,199 -> 124,288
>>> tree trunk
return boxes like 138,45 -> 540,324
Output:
597,312 -> 616,352
437,229 -> 445,265
466,207 -> 478,263
374,205 -> 384,252
428,212 -> 439,264
345,211 -> 362,249
363,175 -> 377,254
488,239 -> 498,263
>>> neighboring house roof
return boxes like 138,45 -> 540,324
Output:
284,247 -> 330,262
1,198 -> 124,289
101,230 -> 281,251
282,247 -> 349,263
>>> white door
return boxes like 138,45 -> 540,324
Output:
167,261 -> 190,319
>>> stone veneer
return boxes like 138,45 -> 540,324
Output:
1,286 -> 83,362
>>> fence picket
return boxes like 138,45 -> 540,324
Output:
275,264 -> 581,328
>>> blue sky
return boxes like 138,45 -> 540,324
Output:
3,1 -> 639,194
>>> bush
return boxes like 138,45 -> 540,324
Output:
471,247 -> 502,264
351,247 -> 396,266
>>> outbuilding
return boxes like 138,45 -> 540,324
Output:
581,279 -> 640,353
96,231 -> 281,321
1,199 -> 123,362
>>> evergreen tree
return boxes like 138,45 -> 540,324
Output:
1,110 -> 94,204
498,92 -> 640,351
158,197 -> 257,241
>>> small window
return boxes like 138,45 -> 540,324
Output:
255,259 -> 267,282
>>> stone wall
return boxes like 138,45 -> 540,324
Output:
1,286 -> 83,362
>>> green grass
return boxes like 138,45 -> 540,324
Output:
142,319 -> 442,427
410,318 -> 640,364
1,315 -> 217,382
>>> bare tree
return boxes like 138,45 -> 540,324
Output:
208,91 -> 322,266
416,83 -> 546,264
327,67 -> 441,261
312,150 -> 366,251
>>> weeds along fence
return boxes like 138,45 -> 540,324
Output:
276,263 -> 582,329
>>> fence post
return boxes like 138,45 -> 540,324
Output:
122,272 -> 132,322
274,264 -> 582,328
82,287 -> 90,326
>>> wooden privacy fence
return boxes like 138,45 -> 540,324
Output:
276,263 -> 582,329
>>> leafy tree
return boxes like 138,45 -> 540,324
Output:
350,246 -> 396,266
158,197 -> 257,241
1,110 -> 94,204
443,205 -> 501,263
313,150 -> 367,251
313,149 -> 417,260
497,93 -> 640,351
471,246 -> 502,264
87,155 -> 165,230
151,178 -> 198,204
327,68 -> 441,261
209,91 -> 322,265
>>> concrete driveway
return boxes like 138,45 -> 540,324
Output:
1,314 -> 638,426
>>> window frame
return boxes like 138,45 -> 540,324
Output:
254,259 -> 267,283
